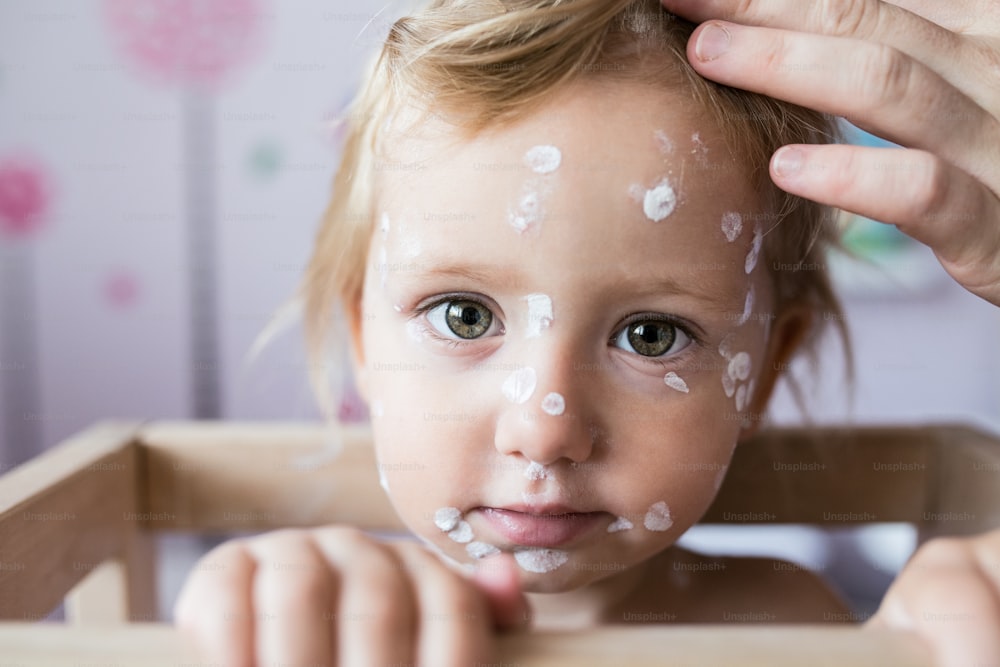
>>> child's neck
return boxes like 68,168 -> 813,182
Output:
525,545 -> 681,631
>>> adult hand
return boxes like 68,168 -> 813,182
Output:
173,526 -> 528,667
867,530 -> 1000,667
661,0 -> 1000,306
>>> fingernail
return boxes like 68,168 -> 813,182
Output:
773,147 -> 805,179
695,23 -> 732,62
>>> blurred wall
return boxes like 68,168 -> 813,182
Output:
0,0 -> 394,464
1,0 -> 998,470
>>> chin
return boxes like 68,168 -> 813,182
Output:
518,567 -> 599,593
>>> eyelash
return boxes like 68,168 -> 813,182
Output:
611,313 -> 703,367
411,293 -> 502,348
409,294 -> 704,361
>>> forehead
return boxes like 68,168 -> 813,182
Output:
375,82 -> 765,304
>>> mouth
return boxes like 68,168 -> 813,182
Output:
474,504 -> 609,547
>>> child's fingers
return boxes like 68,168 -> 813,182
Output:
770,144 -> 1000,306
393,542 -> 499,667
869,537 -> 1000,667
309,527 -> 418,667
472,553 -> 532,631
242,530 -> 336,667
681,21 -> 999,188
172,540 -> 256,667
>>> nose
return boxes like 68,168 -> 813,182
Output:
493,343 -> 597,465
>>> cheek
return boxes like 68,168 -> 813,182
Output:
603,381 -> 740,512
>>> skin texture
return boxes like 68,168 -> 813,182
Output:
174,79 -> 846,665
355,81 -> 784,598
657,0 -> 1000,664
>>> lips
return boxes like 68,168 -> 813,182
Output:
476,505 -> 608,547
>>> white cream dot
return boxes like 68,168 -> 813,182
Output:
735,384 -> 748,412
447,521 -> 474,544
502,367 -> 537,404
466,542 -> 500,559
745,225 -> 763,274
541,392 -> 565,416
514,548 -> 569,573
691,132 -> 709,166
644,501 -> 673,532
718,333 -> 736,360
607,517 -> 634,533
664,372 -> 689,393
722,211 -> 743,243
643,178 -> 677,222
722,371 -> 736,398
525,145 -> 562,174
525,294 -> 554,338
508,190 -> 541,233
524,461 -> 551,481
728,352 -> 752,382
434,507 -> 461,532
738,285 -> 755,326
654,129 -> 674,155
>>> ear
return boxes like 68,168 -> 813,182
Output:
739,301 -> 812,440
344,288 -> 370,403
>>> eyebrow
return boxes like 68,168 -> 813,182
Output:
406,261 -> 735,313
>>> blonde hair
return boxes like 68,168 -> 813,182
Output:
281,0 -> 848,420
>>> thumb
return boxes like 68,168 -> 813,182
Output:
471,552 -> 531,631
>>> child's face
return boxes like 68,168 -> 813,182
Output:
349,82 -> 799,592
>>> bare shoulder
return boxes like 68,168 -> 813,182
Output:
641,547 -> 853,623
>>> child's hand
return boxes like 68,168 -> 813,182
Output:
867,530 -> 1000,667
172,527 -> 528,667
660,0 -> 1000,307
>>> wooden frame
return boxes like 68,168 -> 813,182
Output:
1,419 -> 999,665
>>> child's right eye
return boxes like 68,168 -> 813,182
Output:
425,299 -> 501,340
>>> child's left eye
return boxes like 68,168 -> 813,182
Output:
612,319 -> 692,358
425,299 -> 501,340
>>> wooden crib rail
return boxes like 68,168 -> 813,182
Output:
133,420 -> 1000,533
0,623 -> 931,667
2,419 -> 997,665
0,421 -> 154,622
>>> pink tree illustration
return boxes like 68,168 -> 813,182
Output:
102,0 -> 265,419
104,0 -> 262,89
0,158 -> 49,240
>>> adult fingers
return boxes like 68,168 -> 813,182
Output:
660,0 -> 1000,112
243,530 -> 336,667
309,527 -> 417,667
685,22 -> 1000,188
393,541 -> 498,667
882,0 -> 1000,35
659,0 -> 997,39
771,144 -> 1000,305
172,540 -> 256,667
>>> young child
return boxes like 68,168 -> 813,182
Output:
173,1 -> 999,665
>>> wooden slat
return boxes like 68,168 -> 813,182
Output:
922,425 -> 1000,539
0,421 -> 146,621
139,421 -> 404,532
136,421 -> 1000,532
0,623 -> 931,667
703,425 -> 938,525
